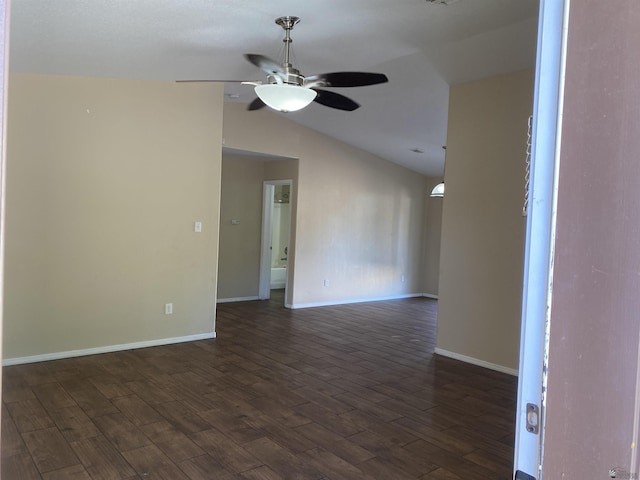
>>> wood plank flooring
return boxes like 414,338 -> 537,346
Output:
2,291 -> 517,479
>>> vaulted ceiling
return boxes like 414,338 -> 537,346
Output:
9,0 -> 539,176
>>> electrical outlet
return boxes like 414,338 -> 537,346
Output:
401,274 -> 405,283
323,279 -> 330,287
165,303 -> 173,315
194,221 -> 202,233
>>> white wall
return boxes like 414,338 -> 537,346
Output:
271,203 -> 290,269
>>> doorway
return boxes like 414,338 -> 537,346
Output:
259,180 -> 293,303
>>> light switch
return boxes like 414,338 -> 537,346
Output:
194,221 -> 202,233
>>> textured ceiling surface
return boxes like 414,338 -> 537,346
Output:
9,0 -> 539,176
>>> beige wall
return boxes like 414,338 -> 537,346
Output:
3,74 -> 224,361
217,154 -> 264,300
422,176 -> 444,296
437,70 -> 533,372
264,159 -> 299,183
223,103 -> 426,307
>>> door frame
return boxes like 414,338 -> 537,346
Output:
258,179 -> 293,301
0,0 -> 9,466
513,0 -> 569,478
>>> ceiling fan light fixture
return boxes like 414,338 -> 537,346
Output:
254,84 -> 317,112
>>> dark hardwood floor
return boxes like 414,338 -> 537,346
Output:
1,291 -> 517,479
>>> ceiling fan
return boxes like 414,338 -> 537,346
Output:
180,16 -> 389,113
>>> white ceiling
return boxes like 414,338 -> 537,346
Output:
9,0 -> 539,177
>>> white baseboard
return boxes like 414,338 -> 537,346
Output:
423,293 -> 439,300
434,347 -> 518,376
217,296 -> 259,303
3,332 -> 217,367
288,293 -> 424,309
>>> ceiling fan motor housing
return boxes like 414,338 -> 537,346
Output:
268,67 -> 305,87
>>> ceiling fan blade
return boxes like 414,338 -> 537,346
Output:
247,97 -> 266,111
245,54 -> 285,76
313,89 -> 360,111
305,72 -> 388,88
176,79 -> 255,83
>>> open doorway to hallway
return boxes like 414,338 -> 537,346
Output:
216,149 -> 298,308
258,180 -> 293,303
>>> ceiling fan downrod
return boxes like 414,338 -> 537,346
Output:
273,16 -> 306,86
275,16 -> 300,68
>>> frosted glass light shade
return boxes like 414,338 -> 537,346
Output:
430,182 -> 445,197
255,84 -> 317,112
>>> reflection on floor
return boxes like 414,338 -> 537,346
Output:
2,295 -> 516,479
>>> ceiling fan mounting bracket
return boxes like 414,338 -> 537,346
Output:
275,16 -> 300,31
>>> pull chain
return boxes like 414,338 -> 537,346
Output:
523,115 -> 533,217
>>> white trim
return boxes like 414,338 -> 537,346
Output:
258,183 -> 275,300
514,1 -> 569,477
217,296 -> 260,303
0,0 -> 9,408
288,293 -> 424,309
2,332 -> 217,366
423,293 -> 439,300
434,347 -> 519,376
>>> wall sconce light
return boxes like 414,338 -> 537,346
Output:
430,182 -> 445,198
